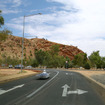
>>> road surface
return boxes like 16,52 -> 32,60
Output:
0,69 -> 105,105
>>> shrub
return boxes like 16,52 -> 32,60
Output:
84,62 -> 90,69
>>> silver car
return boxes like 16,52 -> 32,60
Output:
36,70 -> 50,79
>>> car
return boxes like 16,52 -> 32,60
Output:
36,70 -> 50,79
26,65 -> 32,69
9,65 -> 13,68
15,64 -> 24,69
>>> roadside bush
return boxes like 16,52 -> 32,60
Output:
32,45 -> 67,68
84,62 -> 90,69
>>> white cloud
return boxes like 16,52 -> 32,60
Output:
0,0 -> 22,14
2,9 -> 21,14
12,0 -> 22,7
7,23 -> 22,31
6,0 -> 105,56
0,0 -> 22,7
46,0 -> 105,56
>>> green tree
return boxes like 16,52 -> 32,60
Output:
35,49 -> 47,66
1,28 -> 12,35
42,51 -> 52,67
101,57 -> 105,68
33,45 -> 67,68
89,51 -> 102,68
1,55 -> 21,66
72,53 -> 87,67
84,62 -> 90,69
0,10 -> 12,41
48,55 -> 66,68
31,59 -> 39,67
0,10 -> 4,28
0,28 -> 12,41
50,44 -> 60,56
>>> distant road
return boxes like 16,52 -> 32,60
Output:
0,69 -> 105,105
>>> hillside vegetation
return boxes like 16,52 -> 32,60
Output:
0,35 -> 83,67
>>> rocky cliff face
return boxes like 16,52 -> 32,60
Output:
0,35 -> 84,60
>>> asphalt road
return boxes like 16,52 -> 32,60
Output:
0,69 -> 105,105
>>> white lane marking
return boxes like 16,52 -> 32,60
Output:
62,84 -> 70,97
66,73 -> 68,75
27,71 -> 59,98
68,89 -> 88,95
70,73 -> 73,75
0,84 -> 24,95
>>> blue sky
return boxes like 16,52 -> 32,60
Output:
0,0 -> 105,56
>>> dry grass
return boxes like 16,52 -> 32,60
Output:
0,69 -> 37,84
0,69 -> 21,76
70,70 -> 105,77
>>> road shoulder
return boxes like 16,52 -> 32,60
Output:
68,70 -> 105,102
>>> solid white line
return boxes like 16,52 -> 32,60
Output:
27,71 -> 59,98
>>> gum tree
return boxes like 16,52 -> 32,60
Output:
0,10 -> 4,28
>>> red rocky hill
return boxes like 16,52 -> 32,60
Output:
0,35 -> 84,60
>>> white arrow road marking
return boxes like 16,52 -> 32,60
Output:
0,84 -> 24,95
0,89 -> 6,95
62,84 -> 70,97
68,89 -> 88,95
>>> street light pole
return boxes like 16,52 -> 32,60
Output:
21,13 -> 42,72
21,16 -> 25,72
